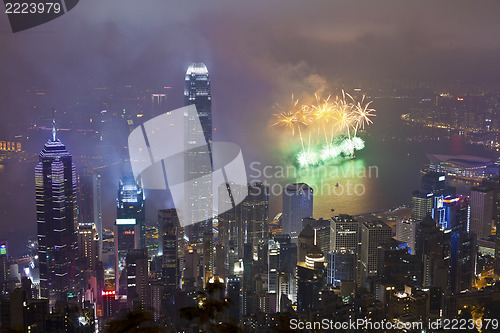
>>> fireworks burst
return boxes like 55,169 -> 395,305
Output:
273,91 -> 376,167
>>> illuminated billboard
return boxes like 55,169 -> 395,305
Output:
115,218 -> 136,225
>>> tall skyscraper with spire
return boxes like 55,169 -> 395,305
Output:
184,63 -> 213,242
36,119 -> 77,302
184,63 -> 212,144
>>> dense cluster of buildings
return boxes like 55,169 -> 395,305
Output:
1,64 -> 500,332
401,94 -> 500,151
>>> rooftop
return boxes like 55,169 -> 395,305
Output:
427,154 -> 495,168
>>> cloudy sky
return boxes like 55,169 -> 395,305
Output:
1,0 -> 500,255
1,0 -> 500,148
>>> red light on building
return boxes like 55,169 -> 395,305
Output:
102,290 -> 116,296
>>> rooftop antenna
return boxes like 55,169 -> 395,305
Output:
52,108 -> 57,141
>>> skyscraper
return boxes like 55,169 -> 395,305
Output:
303,218 -> 330,255
267,235 -> 297,312
282,183 -> 313,243
442,195 -> 469,232
0,240 -> 8,295
470,185 -> 494,239
411,191 -> 434,221
218,183 -> 245,260
449,231 -> 476,294
114,219 -> 139,295
77,222 -> 99,271
115,175 -> 144,295
184,63 -> 213,242
184,63 -> 212,144
242,182 -> 269,260
330,215 -> 359,253
359,220 -> 392,287
420,172 -> 446,194
93,172 -> 103,257
296,246 -> 325,313
36,121 -> 77,302
151,93 -> 167,118
158,209 -> 182,290
395,218 -> 418,254
416,216 -> 450,289
218,182 -> 269,272
117,175 -> 146,248
326,251 -> 356,287
126,249 -> 149,309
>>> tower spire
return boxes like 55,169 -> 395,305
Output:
52,108 -> 57,141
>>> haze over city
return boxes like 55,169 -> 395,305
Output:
1,1 -> 500,332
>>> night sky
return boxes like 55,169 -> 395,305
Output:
1,0 -> 500,256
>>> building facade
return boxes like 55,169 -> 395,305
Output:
282,183 -> 313,243
36,123 -> 77,302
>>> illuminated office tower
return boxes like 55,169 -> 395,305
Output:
268,235 -> 297,312
330,215 -> 358,253
218,183 -> 245,258
36,121 -> 77,302
242,182 -> 269,260
184,63 -> 213,243
395,218 -> 418,255
185,63 -> 212,144
126,249 -> 149,309
420,172 -> 446,194
0,240 -> 8,295
218,183 -> 269,270
470,185 -> 494,239
443,195 -> 469,232
241,243 -> 253,315
303,218 -> 330,255
268,239 -> 280,301
416,216 -> 450,289
158,209 -> 182,290
359,221 -> 392,287
114,218 -> 139,295
377,238 -> 420,289
117,175 -> 146,248
93,173 -> 103,257
77,171 -> 102,253
298,224 -> 314,263
203,232 -> 215,285
151,93 -> 167,118
226,276 -> 242,322
282,183 -> 313,243
102,290 -> 117,319
326,251 -> 356,287
296,246 -> 325,313
411,191 -> 434,221
432,195 -> 447,229
77,223 -> 99,271
449,231 -> 476,294
329,215 -> 359,287
114,175 -> 145,294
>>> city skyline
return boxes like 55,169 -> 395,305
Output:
1,1 -> 500,331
